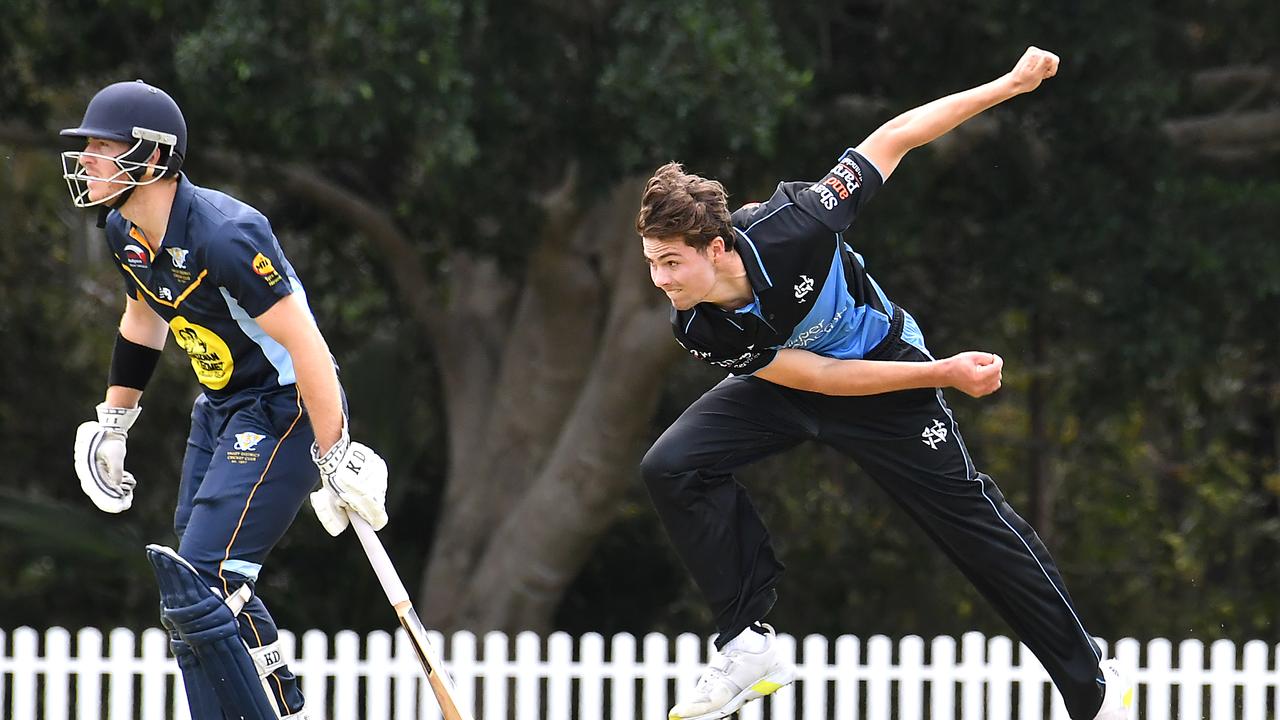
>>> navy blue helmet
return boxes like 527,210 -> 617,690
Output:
61,80 -> 188,207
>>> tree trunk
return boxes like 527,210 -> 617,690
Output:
420,177 -> 682,631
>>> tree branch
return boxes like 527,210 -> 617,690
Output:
1163,109 -> 1280,152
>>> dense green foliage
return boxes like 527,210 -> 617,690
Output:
1,0 -> 1275,642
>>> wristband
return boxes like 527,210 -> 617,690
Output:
107,332 -> 162,391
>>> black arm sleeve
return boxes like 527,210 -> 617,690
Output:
107,332 -> 162,391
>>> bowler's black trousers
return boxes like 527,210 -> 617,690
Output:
640,339 -> 1105,720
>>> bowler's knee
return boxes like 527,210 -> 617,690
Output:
640,440 -> 688,486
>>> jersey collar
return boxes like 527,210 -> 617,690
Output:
160,173 -> 196,250
732,228 -> 772,293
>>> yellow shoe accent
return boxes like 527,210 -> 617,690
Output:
1122,687 -> 1134,708
750,679 -> 784,695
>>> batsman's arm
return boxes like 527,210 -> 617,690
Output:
755,348 -> 1004,398
855,46 -> 1059,180
255,295 -> 345,453
104,294 -> 169,408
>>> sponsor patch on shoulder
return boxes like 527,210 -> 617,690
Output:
251,252 -> 284,287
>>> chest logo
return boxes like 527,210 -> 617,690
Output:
123,244 -> 149,269
166,247 -> 189,269
794,274 -> 815,301
157,287 -> 174,301
169,316 -> 235,390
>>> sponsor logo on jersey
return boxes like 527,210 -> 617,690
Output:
251,252 -> 284,287
807,155 -> 864,211
123,244 -> 149,268
157,286 -> 173,301
166,247 -> 189,269
169,316 -> 235,390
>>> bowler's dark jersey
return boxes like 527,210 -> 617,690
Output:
672,149 -> 928,374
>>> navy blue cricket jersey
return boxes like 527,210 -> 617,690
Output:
672,149 -> 928,374
103,175 -> 315,397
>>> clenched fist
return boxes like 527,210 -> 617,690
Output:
1006,46 -> 1059,95
942,351 -> 1004,398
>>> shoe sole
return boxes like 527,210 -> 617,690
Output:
671,664 -> 798,720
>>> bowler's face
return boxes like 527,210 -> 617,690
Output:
642,236 -> 716,311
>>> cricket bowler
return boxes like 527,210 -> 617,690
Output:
637,47 -> 1133,720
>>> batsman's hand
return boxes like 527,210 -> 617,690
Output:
943,352 -> 1004,398
1006,46 -> 1059,95
310,427 -> 388,536
73,403 -> 141,513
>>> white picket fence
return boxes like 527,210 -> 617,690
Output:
1,628 -> 1277,719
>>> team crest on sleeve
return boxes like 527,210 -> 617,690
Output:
251,252 -> 284,287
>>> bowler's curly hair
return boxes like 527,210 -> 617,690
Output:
635,162 -> 734,251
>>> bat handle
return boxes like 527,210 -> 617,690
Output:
350,514 -> 411,606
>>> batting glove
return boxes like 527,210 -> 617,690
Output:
309,425 -> 388,536
73,403 -> 141,513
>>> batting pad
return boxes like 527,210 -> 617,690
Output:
167,632 -> 229,720
147,544 -> 281,720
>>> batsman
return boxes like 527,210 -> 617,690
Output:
638,48 -> 1133,720
63,80 -> 388,719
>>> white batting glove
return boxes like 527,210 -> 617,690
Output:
309,487 -> 350,536
73,403 -> 141,513
309,426 -> 388,536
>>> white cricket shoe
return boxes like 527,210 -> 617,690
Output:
669,624 -> 796,720
1093,658 -> 1134,720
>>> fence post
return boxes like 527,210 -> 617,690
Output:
930,635 -> 956,720
609,634 -> 637,720
833,635 -> 861,719
671,633 -> 702,714
139,627 -> 170,720
514,631 -> 542,720
865,635 -> 893,720
545,632 -> 573,719
959,632 -> 986,720
484,630 -> 511,720
898,635 -> 924,720
1240,639 -> 1268,720
642,632 -> 671,720
1178,638 -> 1205,720
1145,638 -> 1172,720
986,636 -> 1013,720
107,627 -> 137,720
329,630 -> 360,719
300,628 -> 331,713
12,627 -> 38,720
1209,639 -> 1238,720
44,627 -> 72,720
800,634 -> 829,720
365,630 -> 393,720
452,630 -> 479,720
577,633 -> 606,720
